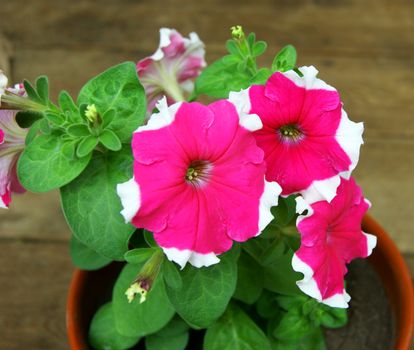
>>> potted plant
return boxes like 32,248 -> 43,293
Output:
0,26 -> 413,350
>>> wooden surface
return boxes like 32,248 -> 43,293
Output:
0,0 -> 413,349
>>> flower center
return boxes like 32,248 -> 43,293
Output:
279,124 -> 303,142
185,160 -> 211,185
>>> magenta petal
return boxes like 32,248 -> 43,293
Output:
117,100 -> 280,268
293,178 -> 376,307
246,66 -> 362,203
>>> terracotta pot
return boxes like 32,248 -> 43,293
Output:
66,215 -> 414,350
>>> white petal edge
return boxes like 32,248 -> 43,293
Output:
116,177 -> 141,223
162,247 -> 220,269
0,70 -> 8,103
228,89 -> 263,132
256,180 -> 282,236
151,28 -> 174,61
283,66 -> 336,91
300,175 -> 341,204
0,196 -> 8,209
364,232 -> 377,257
292,254 -> 351,308
336,109 -> 364,180
136,97 -> 182,132
186,32 -> 206,65
295,196 -> 314,226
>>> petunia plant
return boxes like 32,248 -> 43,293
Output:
0,26 -> 377,350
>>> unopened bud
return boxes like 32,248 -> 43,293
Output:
124,248 -> 164,304
85,104 -> 99,123
231,25 -> 245,41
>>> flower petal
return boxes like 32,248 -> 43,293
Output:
247,66 -> 362,203
293,178 -> 376,307
118,100 -> 275,268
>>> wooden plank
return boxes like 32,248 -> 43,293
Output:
354,137 -> 414,253
0,0 -> 412,59
10,48 -> 414,139
0,33 -> 12,74
0,191 -> 71,241
0,240 -> 71,350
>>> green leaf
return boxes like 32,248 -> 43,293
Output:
256,290 -> 282,320
250,68 -> 272,85
77,62 -> 146,142
25,119 -> 42,145
165,249 -> 238,328
102,109 -> 116,129
23,80 -> 42,104
70,235 -> 112,270
272,195 -> 298,227
88,302 -> 141,350
15,111 -> 43,129
38,118 -> 51,134
263,249 -> 302,295
67,124 -> 90,137
270,325 -> 326,350
145,316 -> 189,350
233,251 -> 263,304
99,129 -> 122,151
61,147 -> 135,260
317,304 -> 347,329
17,132 -> 91,192
252,41 -> 267,57
144,229 -> 158,247
162,259 -> 183,290
247,32 -> 256,48
195,56 -> 251,99
76,135 -> 98,158
44,111 -> 65,126
124,248 -> 156,265
204,303 -> 271,350
36,76 -> 49,103
226,39 -> 241,56
272,308 -> 313,341
59,91 -> 82,123
260,237 -> 286,266
113,262 -> 175,337
272,45 -> 297,72
61,140 -> 77,160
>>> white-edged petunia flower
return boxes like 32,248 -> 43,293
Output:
229,66 -> 363,204
136,28 -> 206,116
292,177 -> 376,308
0,110 -> 27,208
0,70 -> 8,105
117,97 -> 281,268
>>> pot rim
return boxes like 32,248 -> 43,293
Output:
66,214 -> 414,350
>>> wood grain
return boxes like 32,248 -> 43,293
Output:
0,0 -> 413,349
0,241 -> 71,350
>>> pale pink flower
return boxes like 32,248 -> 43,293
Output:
0,110 -> 27,208
229,66 -> 363,203
0,70 -> 8,105
137,28 -> 206,115
7,83 -> 27,97
117,97 -> 281,268
292,177 -> 377,308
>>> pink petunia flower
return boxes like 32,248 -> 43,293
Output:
292,177 -> 377,308
229,66 -> 363,203
137,28 -> 206,115
0,70 -> 7,105
0,110 -> 27,208
117,97 -> 281,268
